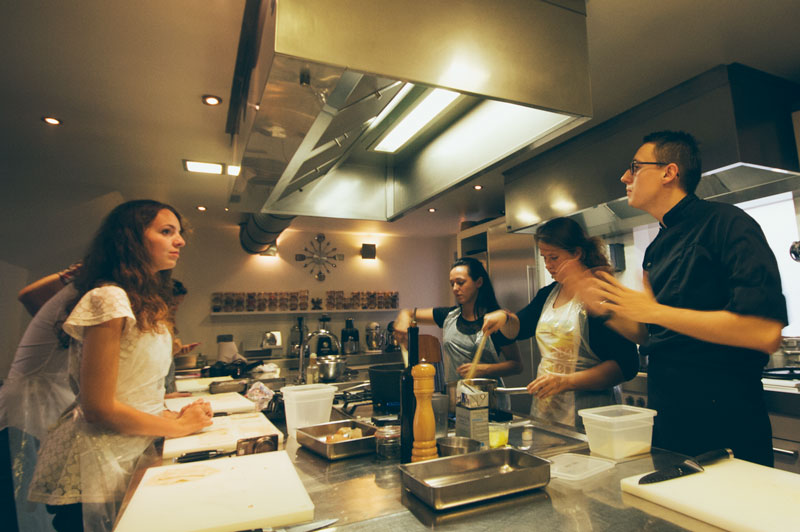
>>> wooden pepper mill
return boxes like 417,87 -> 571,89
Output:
411,362 -> 438,462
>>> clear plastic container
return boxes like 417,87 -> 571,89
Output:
578,404 -> 657,459
550,453 -> 615,481
281,383 -> 336,438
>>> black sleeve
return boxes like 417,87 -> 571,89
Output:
490,330 -> 514,350
514,283 -> 556,341
432,307 -> 455,328
586,316 -> 640,381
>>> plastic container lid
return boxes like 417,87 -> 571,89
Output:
577,404 -> 657,427
550,453 -> 615,481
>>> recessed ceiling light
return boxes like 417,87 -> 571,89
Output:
197,206 -> 207,212
224,207 -> 229,212
42,116 -> 61,125
227,165 -> 241,176
428,208 -> 437,213
473,184 -> 483,190
183,160 -> 223,174
202,95 -> 222,106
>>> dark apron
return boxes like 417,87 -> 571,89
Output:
647,358 -> 773,466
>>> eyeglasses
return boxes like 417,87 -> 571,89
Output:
629,160 -> 670,175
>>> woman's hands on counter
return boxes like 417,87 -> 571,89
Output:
174,400 -> 213,436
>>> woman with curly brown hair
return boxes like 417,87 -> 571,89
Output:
29,200 -> 212,532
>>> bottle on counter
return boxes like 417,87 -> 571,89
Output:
400,325 -> 419,463
306,353 -> 319,384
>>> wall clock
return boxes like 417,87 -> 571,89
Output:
295,233 -> 344,281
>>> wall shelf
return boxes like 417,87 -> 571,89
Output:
210,309 -> 399,318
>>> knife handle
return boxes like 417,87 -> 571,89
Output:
694,448 -> 733,465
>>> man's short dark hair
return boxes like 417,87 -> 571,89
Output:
642,130 -> 702,194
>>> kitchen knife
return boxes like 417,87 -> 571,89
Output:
236,517 -> 338,532
638,448 -> 733,484
175,449 -> 235,463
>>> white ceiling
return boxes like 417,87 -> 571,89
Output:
2,1 -> 799,269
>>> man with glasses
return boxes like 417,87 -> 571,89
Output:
590,130 -> 786,466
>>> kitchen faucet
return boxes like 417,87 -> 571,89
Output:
297,315 -> 340,384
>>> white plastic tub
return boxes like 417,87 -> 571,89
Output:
578,404 -> 657,459
281,383 -> 336,438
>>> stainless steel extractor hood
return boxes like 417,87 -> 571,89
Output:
504,63 -> 800,236
226,0 -> 592,222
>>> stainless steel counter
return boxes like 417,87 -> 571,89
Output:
282,414 -> 719,531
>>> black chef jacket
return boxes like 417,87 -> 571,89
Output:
641,194 -> 788,466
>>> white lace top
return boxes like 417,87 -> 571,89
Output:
29,285 -> 172,514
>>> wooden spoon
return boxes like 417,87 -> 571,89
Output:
464,333 -> 488,381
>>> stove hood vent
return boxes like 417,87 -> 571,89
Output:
226,0 -> 592,221
504,63 -> 800,235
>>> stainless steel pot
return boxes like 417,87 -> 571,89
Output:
317,356 -> 348,382
448,378 -> 528,412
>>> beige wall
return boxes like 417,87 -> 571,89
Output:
1,221 -> 456,376
0,259 -> 29,377
170,224 -> 455,360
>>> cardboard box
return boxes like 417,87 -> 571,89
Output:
455,405 -> 489,447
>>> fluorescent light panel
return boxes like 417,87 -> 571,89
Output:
227,165 -> 241,176
184,160 -> 223,174
374,88 -> 460,153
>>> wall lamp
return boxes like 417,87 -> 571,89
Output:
360,244 -> 377,259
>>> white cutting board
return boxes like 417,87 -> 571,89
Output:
175,376 -> 233,393
621,458 -> 800,532
165,392 -> 256,414
162,412 -> 284,459
115,451 -> 314,532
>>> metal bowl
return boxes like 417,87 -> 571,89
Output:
317,356 -> 347,382
436,436 -> 482,456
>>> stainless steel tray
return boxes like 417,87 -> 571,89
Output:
399,448 -> 550,509
296,419 -> 376,460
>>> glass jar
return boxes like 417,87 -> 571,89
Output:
375,424 -> 401,460
520,424 -> 534,450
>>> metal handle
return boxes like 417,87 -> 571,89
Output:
773,447 -> 799,458
494,387 -> 529,394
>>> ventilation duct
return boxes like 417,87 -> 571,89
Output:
239,213 -> 295,254
226,0 -> 592,221
504,63 -> 800,235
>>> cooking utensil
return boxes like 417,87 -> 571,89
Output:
295,419 -> 377,460
368,363 -> 404,414
436,436 -> 481,456
317,355 -> 347,382
115,452 -> 314,532
175,434 -> 279,463
364,321 -> 384,352
638,448 -> 732,484
399,448 -> 550,510
622,457 -> 800,532
495,387 -> 529,394
464,332 -> 488,381
262,517 -> 338,532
